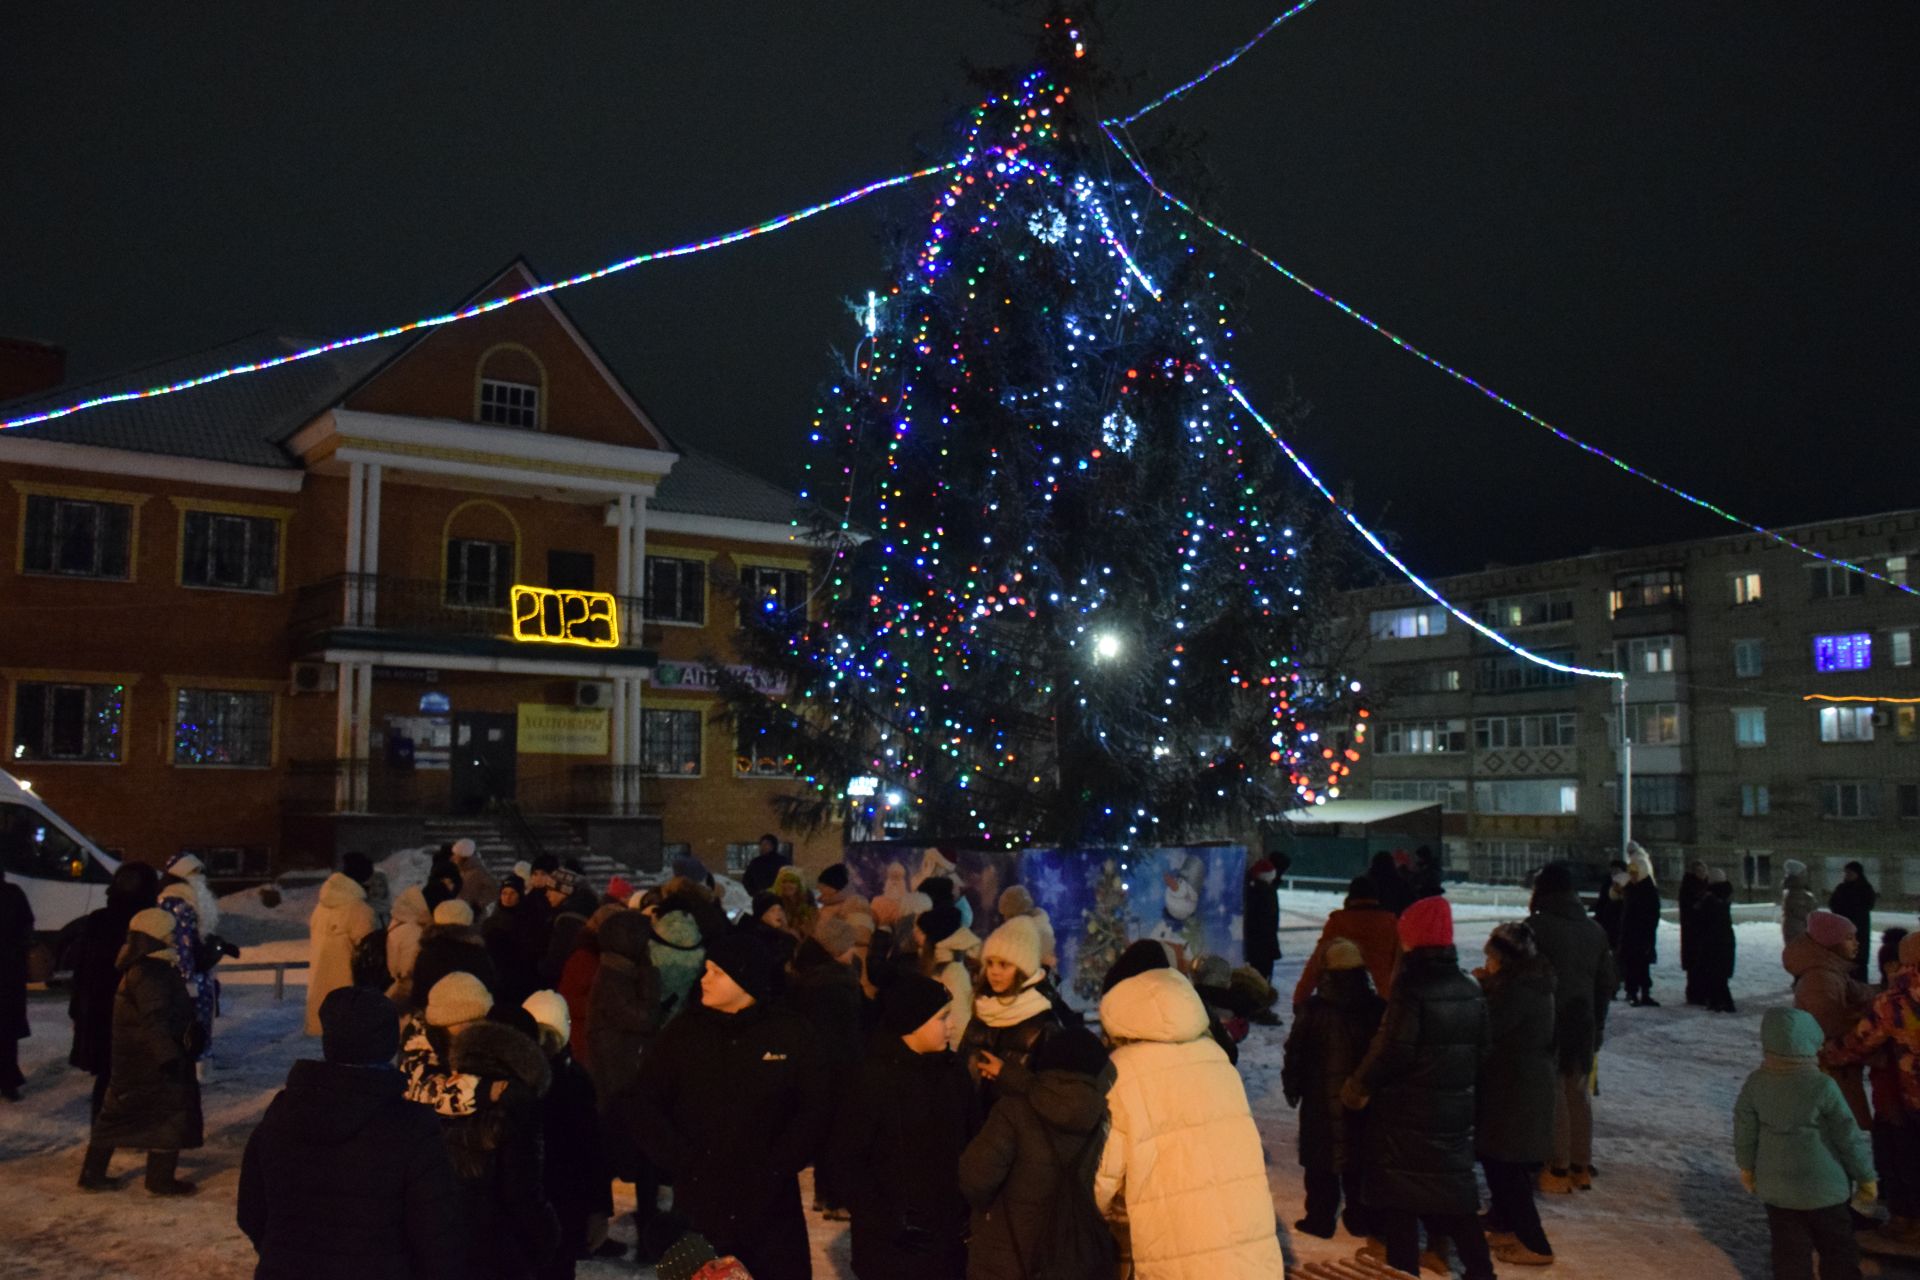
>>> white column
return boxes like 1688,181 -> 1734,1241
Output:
351,662 -> 374,812
344,462 -> 365,624
362,464 -> 383,626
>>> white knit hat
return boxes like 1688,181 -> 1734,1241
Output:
451,837 -> 477,861
130,907 -> 175,943
982,915 -> 1043,978
521,990 -> 570,1042
432,899 -> 475,928
425,972 -> 494,1027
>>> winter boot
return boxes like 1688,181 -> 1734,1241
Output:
1571,1165 -> 1594,1191
144,1150 -> 198,1197
1295,1216 -> 1337,1240
1538,1167 -> 1575,1194
1493,1241 -> 1556,1267
1639,993 -> 1661,1007
77,1144 -> 117,1192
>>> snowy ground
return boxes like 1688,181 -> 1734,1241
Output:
2,886 -> 1913,1278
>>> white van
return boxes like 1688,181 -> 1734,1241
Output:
0,769 -> 119,937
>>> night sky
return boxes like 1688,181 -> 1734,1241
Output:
3,2 -> 1912,574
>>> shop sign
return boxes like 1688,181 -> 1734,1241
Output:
646,661 -> 787,696
517,704 -> 609,755
510,585 -> 619,648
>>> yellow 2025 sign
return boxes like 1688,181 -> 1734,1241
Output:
509,585 -> 620,648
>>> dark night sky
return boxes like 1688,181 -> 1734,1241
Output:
2,2 -> 1912,574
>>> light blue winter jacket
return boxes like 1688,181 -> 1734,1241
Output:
1734,1007 -> 1875,1209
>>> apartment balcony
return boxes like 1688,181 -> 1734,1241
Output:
291,574 -> 656,670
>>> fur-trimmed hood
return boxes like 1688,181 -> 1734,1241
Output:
449,1020 -> 551,1099
389,885 -> 431,928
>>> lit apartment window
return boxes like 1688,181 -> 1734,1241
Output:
1819,705 -> 1874,743
1610,569 -> 1683,615
1377,719 -> 1467,755
1820,781 -> 1877,819
1890,556 -> 1911,588
1473,778 -> 1579,815
1733,707 -> 1767,748
736,724 -> 798,778
1733,639 -> 1764,678
1899,706 -> 1917,743
1732,571 -> 1762,605
1893,630 -> 1913,668
1740,784 -> 1770,817
1481,591 -> 1573,629
1626,703 -> 1685,745
1369,605 -> 1448,640
478,378 -> 540,429
22,495 -> 133,580
1814,633 -> 1873,673
1619,636 -> 1677,674
1406,666 -> 1462,693
1809,564 -> 1867,600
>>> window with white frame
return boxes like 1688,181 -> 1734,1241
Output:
1369,605 -> 1448,640
1619,635 -> 1677,674
181,510 -> 279,592
1820,781 -> 1877,819
1474,650 -> 1577,692
11,681 -> 125,762
1733,639 -> 1764,678
1376,719 -> 1467,755
1893,630 -> 1913,668
1473,778 -> 1579,815
645,556 -> 707,626
1627,702 -> 1686,745
639,708 -> 702,776
1371,779 -> 1467,813
1474,839 -> 1572,885
1480,591 -> 1573,629
1610,569 -> 1684,614
22,495 -> 133,580
173,688 -> 273,767
1810,564 -> 1867,600
445,537 -> 513,609
1889,556 -> 1911,588
1733,707 -> 1767,748
1473,712 -> 1578,750
1819,705 -> 1874,743
477,378 -> 540,429
1392,665 -> 1462,694
1740,784 -> 1770,817
1732,571 -> 1762,605
1814,633 -> 1873,673
1742,851 -> 1773,888
739,565 -> 809,626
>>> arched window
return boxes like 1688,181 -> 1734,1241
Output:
475,345 -> 545,430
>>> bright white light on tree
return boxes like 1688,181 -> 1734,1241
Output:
1028,207 -> 1068,244
1094,632 -> 1123,661
1101,410 -> 1138,453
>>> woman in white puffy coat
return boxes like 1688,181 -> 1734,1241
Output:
1095,967 -> 1283,1279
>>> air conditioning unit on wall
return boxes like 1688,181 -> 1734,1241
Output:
290,662 -> 337,695
575,680 -> 615,709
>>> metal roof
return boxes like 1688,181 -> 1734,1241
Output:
1276,799 -> 1444,827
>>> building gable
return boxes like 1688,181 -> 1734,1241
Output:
342,261 -> 670,452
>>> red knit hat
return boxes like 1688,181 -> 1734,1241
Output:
1397,895 -> 1454,950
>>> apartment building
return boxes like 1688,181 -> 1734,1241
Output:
1346,509 -> 1920,898
0,261 -> 837,879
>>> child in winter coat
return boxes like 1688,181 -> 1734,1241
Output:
1781,859 -> 1817,946
1786,909 -> 1876,1128
1829,931 -> 1920,1245
1281,937 -> 1384,1240
961,916 -> 1067,1108
1736,1007 -> 1876,1280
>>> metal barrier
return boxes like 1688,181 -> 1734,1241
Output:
219,960 -> 310,1003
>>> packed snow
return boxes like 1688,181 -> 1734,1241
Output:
1,881 -> 1907,1278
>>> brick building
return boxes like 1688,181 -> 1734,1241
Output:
1345,508 -> 1919,899
0,262 -> 837,879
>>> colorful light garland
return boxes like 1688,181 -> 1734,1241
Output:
1802,694 -> 1920,705
1100,127 -> 1919,600
1099,0 -> 1328,130
2,162 -> 957,432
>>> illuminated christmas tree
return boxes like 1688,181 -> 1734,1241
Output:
728,13 -> 1367,848
1073,857 -> 1134,1001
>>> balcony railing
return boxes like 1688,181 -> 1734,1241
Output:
292,574 -> 648,652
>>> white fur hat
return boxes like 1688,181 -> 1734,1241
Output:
432,899 -> 475,928
425,972 -> 494,1027
521,990 -> 570,1043
450,837 -> 478,861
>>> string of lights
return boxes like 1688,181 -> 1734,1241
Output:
1,162 -> 958,433
1803,694 -> 1920,705
1101,126 -> 1919,600
1099,0 -> 1328,130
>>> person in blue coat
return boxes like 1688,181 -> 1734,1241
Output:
1735,1007 -> 1877,1280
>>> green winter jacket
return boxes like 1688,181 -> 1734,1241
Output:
1734,1007 -> 1874,1210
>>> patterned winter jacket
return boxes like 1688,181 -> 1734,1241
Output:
399,1011 -> 483,1118
1830,968 -> 1920,1113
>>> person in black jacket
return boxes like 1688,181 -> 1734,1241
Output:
630,934 -> 830,1280
1693,876 -> 1738,1013
1368,851 -> 1414,916
238,986 -> 463,1279
1618,850 -> 1662,1006
408,901 -> 501,1013
0,864 -> 32,1101
1243,857 -> 1282,984
1592,861 -> 1628,956
789,922 -> 867,1220
829,976 -> 977,1279
81,908 -> 204,1195
737,893 -> 798,980
1282,937 -> 1384,1239
1677,860 -> 1710,1005
484,876 -> 550,1008
1830,861 -> 1879,983
521,991 -> 612,1279
1474,922 -> 1558,1266
445,1012 -> 559,1280
958,1024 -> 1113,1280
1527,863 -> 1616,1193
741,833 -> 789,898
66,862 -> 161,1114
960,917 -> 1067,1109
1344,896 -> 1492,1280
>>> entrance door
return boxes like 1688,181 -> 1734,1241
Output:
451,712 -> 517,814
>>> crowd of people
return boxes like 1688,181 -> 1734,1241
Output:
0,838 -> 1901,1279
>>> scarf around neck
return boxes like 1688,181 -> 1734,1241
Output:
975,979 -> 1053,1028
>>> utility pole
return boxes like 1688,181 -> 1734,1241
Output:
1619,676 -> 1633,859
